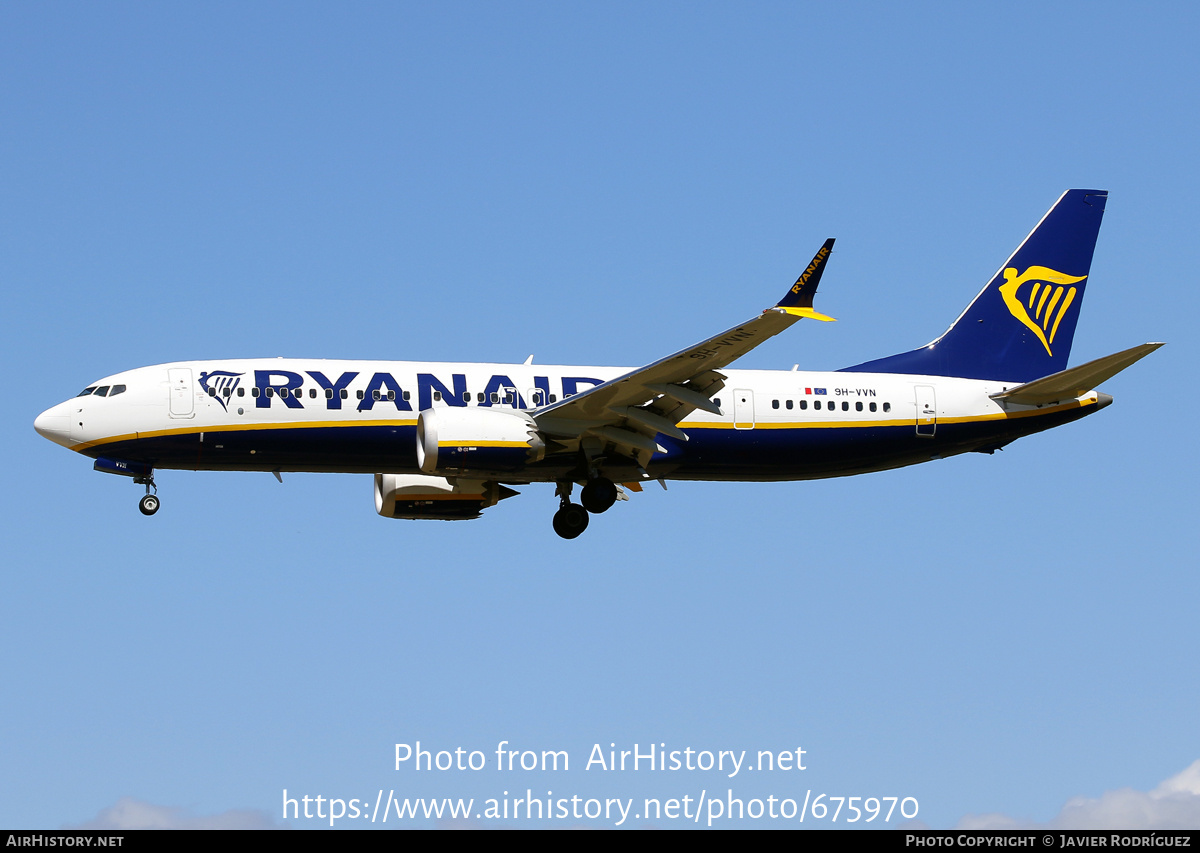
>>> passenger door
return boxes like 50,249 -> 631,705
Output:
914,385 -> 936,437
734,389 -> 755,430
168,368 -> 195,418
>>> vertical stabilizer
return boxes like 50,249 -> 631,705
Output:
841,189 -> 1108,382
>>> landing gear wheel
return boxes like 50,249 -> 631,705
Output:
138,494 -> 160,516
552,503 -> 589,539
580,477 -> 618,514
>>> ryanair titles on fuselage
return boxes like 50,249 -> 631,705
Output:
197,365 -> 609,413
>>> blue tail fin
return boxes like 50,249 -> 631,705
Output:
840,189 -> 1108,382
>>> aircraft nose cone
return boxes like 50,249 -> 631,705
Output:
34,404 -> 73,447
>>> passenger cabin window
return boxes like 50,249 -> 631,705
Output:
772,399 -> 779,409
357,390 -> 364,400
207,387 -> 216,397
462,392 -> 470,403
549,394 -> 557,403
883,402 -> 891,412
433,391 -> 442,401
340,389 -> 348,399
856,402 -> 863,412
786,400 -> 793,410
387,390 -> 395,401
799,400 -> 807,410
869,402 -> 877,412
309,388 -> 316,399
403,391 -> 411,401
325,389 -> 334,399
237,388 -> 245,397
814,400 -> 821,410
490,393 -> 499,403
842,401 -> 849,411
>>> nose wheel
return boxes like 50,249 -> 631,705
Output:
134,474 -> 160,516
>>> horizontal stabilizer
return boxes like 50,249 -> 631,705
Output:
990,342 -> 1163,405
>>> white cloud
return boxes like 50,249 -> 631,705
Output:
958,759 -> 1200,830
70,797 -> 283,830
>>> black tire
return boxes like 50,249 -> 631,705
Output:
552,503 -> 589,539
580,478 -> 618,514
139,494 -> 160,516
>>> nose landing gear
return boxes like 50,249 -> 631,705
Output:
134,474 -> 159,516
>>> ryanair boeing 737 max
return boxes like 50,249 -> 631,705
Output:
34,190 -> 1160,538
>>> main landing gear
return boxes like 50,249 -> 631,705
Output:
552,501 -> 589,539
552,476 -> 619,539
580,477 -> 618,514
134,473 -> 159,516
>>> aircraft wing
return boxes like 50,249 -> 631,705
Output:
533,239 -> 836,459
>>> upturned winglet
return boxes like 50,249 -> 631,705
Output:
771,238 -> 836,321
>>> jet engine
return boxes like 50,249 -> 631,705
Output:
374,473 -> 518,520
416,407 -> 546,476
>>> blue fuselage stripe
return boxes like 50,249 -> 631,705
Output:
81,404 -> 1093,481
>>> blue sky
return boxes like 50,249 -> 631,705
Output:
3,2 -> 1198,829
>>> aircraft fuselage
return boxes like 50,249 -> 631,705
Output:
35,358 -> 1104,483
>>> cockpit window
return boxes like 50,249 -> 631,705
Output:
77,387 -> 97,397
94,386 -> 110,397
110,385 -> 126,396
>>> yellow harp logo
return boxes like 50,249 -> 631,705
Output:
998,266 -> 1087,357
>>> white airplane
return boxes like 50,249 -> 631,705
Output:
34,189 -> 1160,538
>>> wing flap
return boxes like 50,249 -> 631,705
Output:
646,382 -> 724,416
590,426 -> 667,456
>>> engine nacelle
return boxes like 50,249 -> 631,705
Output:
416,407 -> 546,476
374,473 -> 517,520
